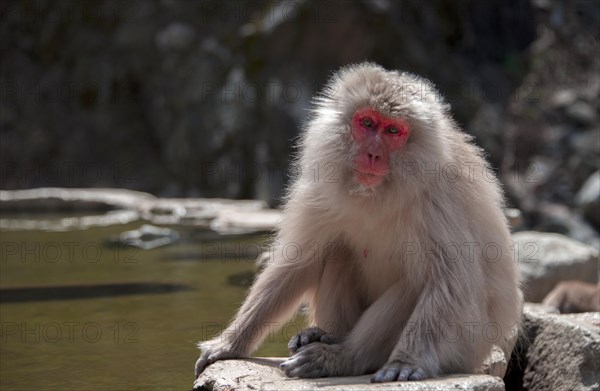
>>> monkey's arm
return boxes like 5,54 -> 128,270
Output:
194,235 -> 323,377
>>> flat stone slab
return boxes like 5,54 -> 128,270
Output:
192,358 -> 505,391
509,307 -> 600,390
210,209 -> 282,234
0,188 -> 274,233
0,187 -> 155,211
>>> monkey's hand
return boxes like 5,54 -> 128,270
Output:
371,359 -> 428,382
280,342 -> 351,378
287,327 -> 344,354
194,339 -> 244,379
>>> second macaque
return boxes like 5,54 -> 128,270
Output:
543,281 -> 600,313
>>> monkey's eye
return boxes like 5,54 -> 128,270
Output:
386,126 -> 399,135
361,118 -> 374,128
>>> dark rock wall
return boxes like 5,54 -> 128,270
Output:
1,0 -> 597,222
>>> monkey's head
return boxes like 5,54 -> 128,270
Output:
303,63 -> 455,196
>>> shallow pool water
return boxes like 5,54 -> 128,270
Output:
0,221 -> 304,390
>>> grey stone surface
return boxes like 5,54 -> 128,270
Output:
192,358 -> 505,391
513,231 -> 599,302
108,224 -> 180,249
0,187 -> 155,211
480,346 -> 508,379
210,208 -> 282,234
523,302 -> 560,315
0,188 -> 276,233
510,307 -> 600,391
533,202 -> 600,249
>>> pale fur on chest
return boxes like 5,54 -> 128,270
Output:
334,196 -> 424,302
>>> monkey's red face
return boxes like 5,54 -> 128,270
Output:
351,108 -> 410,187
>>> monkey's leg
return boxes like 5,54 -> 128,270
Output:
194,253 -> 320,378
372,280 -> 486,382
288,259 -> 363,353
281,281 -> 417,378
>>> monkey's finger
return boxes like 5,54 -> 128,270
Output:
279,358 -> 295,372
280,354 -> 310,370
407,367 -> 426,381
280,352 -> 314,375
371,367 -> 400,383
280,359 -> 301,377
283,355 -> 326,379
300,332 -> 313,346
298,327 -> 325,347
287,335 -> 301,353
194,357 -> 208,378
397,366 -> 413,381
396,365 -> 427,381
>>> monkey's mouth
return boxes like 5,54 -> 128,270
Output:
355,171 -> 385,187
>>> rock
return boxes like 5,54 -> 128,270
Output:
140,198 -> 265,226
523,302 -> 560,315
533,202 -> 600,248
156,22 -> 196,50
0,210 -> 140,231
505,307 -> 600,391
192,358 -> 505,391
512,231 -> 599,302
566,101 -> 597,125
210,209 -> 282,234
108,224 -> 180,250
0,188 -> 277,233
571,130 -> 600,158
0,188 -> 155,212
562,311 -> 600,329
480,346 -> 508,379
550,88 -> 577,107
534,202 -> 571,234
0,188 -> 151,230
576,171 -> 600,228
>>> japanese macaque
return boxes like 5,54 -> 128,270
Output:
542,281 -> 600,313
193,63 -> 522,385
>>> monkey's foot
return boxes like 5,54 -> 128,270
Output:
280,343 -> 348,378
371,360 -> 428,382
287,327 -> 343,354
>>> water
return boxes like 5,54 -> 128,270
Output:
0,221 -> 302,390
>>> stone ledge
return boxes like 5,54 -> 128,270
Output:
506,307 -> 600,390
192,358 -> 505,391
0,188 -> 277,233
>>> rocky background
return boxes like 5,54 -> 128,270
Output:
1,0 -> 599,245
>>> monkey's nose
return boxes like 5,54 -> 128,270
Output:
368,153 -> 381,164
